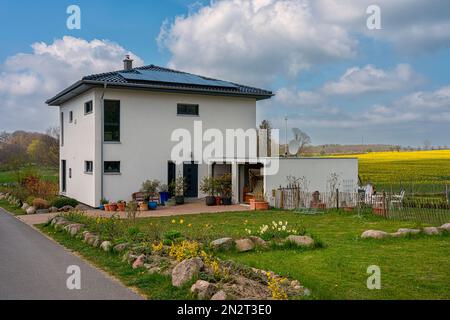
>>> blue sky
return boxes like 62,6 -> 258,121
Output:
1,0 -> 450,147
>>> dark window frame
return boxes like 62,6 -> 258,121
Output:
84,100 -> 93,115
60,112 -> 64,147
85,161 -> 93,174
177,104 -> 199,116
104,100 -> 120,142
69,111 -> 73,123
104,161 -> 121,174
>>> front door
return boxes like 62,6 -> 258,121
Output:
183,162 -> 198,198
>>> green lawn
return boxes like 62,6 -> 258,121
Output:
42,209 -> 450,300
0,199 -> 25,215
0,166 -> 58,184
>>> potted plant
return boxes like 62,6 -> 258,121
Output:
250,192 -> 269,210
100,198 -> 108,210
218,174 -> 233,205
200,176 -> 218,206
139,201 -> 149,211
117,200 -> 126,211
170,175 -> 187,205
159,184 -> 169,206
141,179 -> 161,210
109,202 -> 118,212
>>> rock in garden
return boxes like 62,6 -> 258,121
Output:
132,254 -> 146,269
423,227 -> 442,235
171,257 -> 204,287
64,223 -> 84,237
75,204 -> 90,211
113,243 -> 129,252
361,230 -> 389,239
249,236 -> 267,247
49,207 -> 59,213
58,205 -> 74,212
51,216 -> 65,226
100,241 -> 112,252
26,206 -> 36,215
21,203 -> 30,210
286,235 -> 315,247
36,209 -> 49,214
391,228 -> 421,237
234,239 -> 255,252
210,237 -> 234,250
190,280 -> 218,300
210,290 -> 227,300
440,223 -> 450,232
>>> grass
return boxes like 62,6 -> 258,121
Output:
42,209 -> 450,300
0,165 -> 58,184
38,224 -> 194,300
332,150 -> 450,193
0,199 -> 25,215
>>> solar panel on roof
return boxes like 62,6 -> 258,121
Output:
118,70 -> 237,88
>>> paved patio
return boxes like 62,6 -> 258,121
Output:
18,200 -> 249,225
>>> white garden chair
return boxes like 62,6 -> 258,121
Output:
390,190 -> 405,209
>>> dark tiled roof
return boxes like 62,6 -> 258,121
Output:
46,64 -> 273,105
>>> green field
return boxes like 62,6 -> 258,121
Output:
0,166 -> 58,184
333,150 -> 450,193
41,210 -> 450,300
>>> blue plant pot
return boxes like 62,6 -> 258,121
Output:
148,201 -> 158,210
99,204 -> 105,210
159,191 -> 169,205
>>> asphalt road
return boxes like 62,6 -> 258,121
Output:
0,208 -> 143,300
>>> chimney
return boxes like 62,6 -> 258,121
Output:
123,55 -> 133,71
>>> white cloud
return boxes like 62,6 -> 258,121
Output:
158,0 -> 357,86
398,85 -> 450,109
0,36 -> 142,132
322,64 -> 421,95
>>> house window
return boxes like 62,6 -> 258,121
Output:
104,100 -> 120,142
177,104 -> 199,116
69,111 -> 73,123
85,161 -> 93,173
60,112 -> 64,147
84,101 -> 93,114
69,168 -> 72,179
104,161 -> 120,173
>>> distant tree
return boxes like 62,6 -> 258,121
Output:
291,128 -> 311,155
259,120 -> 272,156
26,128 -> 59,167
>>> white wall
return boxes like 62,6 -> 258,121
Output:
60,91 -> 96,206
264,158 -> 358,196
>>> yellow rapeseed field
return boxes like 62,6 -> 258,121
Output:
332,150 -> 450,192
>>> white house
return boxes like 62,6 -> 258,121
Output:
46,56 -> 358,207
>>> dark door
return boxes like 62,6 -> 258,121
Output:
183,162 -> 198,198
168,161 -> 176,197
61,160 -> 66,192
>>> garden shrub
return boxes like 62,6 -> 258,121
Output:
164,230 -> 183,241
32,198 -> 50,209
51,196 -> 79,208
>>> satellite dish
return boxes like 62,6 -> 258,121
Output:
288,140 -> 300,155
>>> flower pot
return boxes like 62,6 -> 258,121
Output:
148,201 -> 158,210
215,196 -> 221,206
250,199 -> 269,210
175,196 -> 184,205
159,191 -> 169,205
99,204 -> 105,210
117,202 -> 126,211
104,204 -> 110,211
221,197 -> 232,206
139,202 -> 148,211
205,196 -> 216,206
109,203 -> 118,212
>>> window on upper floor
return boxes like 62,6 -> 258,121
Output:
104,161 -> 120,174
104,100 -> 120,142
60,112 -> 64,147
85,161 -> 93,174
177,104 -> 199,116
84,100 -> 93,114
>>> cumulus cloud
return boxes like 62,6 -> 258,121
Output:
0,36 -> 142,132
158,0 -> 357,86
322,64 -> 422,95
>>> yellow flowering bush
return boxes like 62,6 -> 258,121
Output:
169,240 -> 200,261
200,251 -> 230,280
151,241 -> 164,252
267,272 -> 288,300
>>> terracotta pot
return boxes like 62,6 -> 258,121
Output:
109,203 -> 118,211
215,196 -> 221,206
250,199 -> 269,211
104,204 -> 110,211
117,202 -> 126,211
139,202 -> 149,211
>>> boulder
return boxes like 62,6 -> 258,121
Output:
423,227 -> 442,235
132,254 -> 146,269
190,280 -> 218,300
100,241 -> 112,252
210,237 -> 234,250
171,257 -> 204,287
440,223 -> 450,232
49,207 -> 59,213
64,223 -> 84,237
391,228 -> 421,237
36,209 -> 49,214
51,216 -> 66,226
92,237 -> 100,247
54,220 -> 69,230
21,203 -> 30,210
361,230 -> 389,239
286,235 -> 315,247
113,243 -> 130,252
58,205 -> 74,212
210,290 -> 227,300
234,239 -> 255,252
26,206 -> 36,215
249,236 -> 268,247
75,204 -> 90,211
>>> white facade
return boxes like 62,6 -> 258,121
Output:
59,88 -> 256,206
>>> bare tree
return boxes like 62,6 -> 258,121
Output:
292,128 -> 311,155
